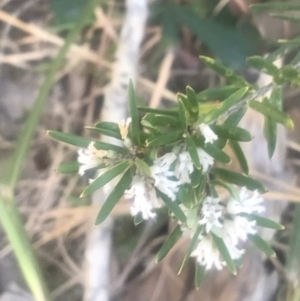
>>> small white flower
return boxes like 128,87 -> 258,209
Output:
125,174 -> 160,220
175,151 -> 194,184
227,187 -> 264,215
118,118 -> 132,140
197,148 -> 214,172
77,142 -> 104,176
151,153 -> 181,201
199,123 -> 218,144
224,216 -> 257,245
221,229 -> 245,260
191,236 -> 224,270
200,197 -> 224,233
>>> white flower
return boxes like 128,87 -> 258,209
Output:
77,142 -> 105,176
191,236 -> 224,270
118,118 -> 132,139
197,149 -> 214,172
199,123 -> 218,144
221,229 -> 245,260
224,216 -> 257,244
175,151 -> 194,184
125,174 -> 160,220
227,187 -> 264,215
200,197 -> 224,233
151,153 -> 181,201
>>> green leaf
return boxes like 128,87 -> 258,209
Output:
224,106 -> 247,127
56,161 -> 79,174
190,169 -> 204,187
186,86 -> 199,122
195,138 -> 231,164
178,96 -> 188,129
229,140 -> 249,174
186,206 -> 199,229
211,233 -> 237,275
142,113 -> 180,129
137,106 -> 179,116
177,185 -> 194,209
195,263 -> 205,289
146,131 -> 183,147
81,161 -> 131,197
210,179 -> 240,200
128,79 -> 140,145
248,99 -> 294,129
178,225 -> 202,274
251,2 -> 300,13
135,158 -> 152,177
213,168 -> 266,193
95,168 -> 133,225
197,86 -> 240,102
156,225 -> 183,262
47,131 -> 128,154
210,125 -> 252,142
47,130 -> 92,148
202,88 -> 248,123
199,56 -> 251,85
90,121 -> 122,139
157,190 -> 186,223
240,213 -> 284,230
186,136 -> 201,169
247,56 -> 279,76
248,234 -> 276,257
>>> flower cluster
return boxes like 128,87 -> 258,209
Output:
191,188 -> 264,270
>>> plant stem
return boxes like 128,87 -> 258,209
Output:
0,0 -> 97,300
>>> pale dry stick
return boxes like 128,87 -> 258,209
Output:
0,0 -> 13,9
0,9 -> 111,68
213,0 -> 231,16
265,191 -> 300,203
0,49 -> 56,64
252,169 -> 300,196
139,29 -> 161,59
288,140 -> 300,153
51,275 -> 82,298
37,249 -> 77,278
149,48 -> 175,108
57,236 -> 82,276
0,9 -> 178,103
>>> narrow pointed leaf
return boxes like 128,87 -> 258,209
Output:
128,79 -> 140,145
135,158 -> 152,177
85,126 -> 122,139
224,106 -> 247,127
47,130 -> 92,147
210,125 -> 252,142
248,100 -> 294,129
202,88 -> 248,123
137,106 -> 179,116
210,179 -> 240,200
95,168 -> 133,225
178,96 -> 188,129
157,190 -> 186,223
247,56 -> 279,76
156,225 -> 183,262
178,225 -> 202,274
240,213 -> 284,230
213,167 -> 266,193
212,233 -> 237,274
146,130 -> 182,147
186,86 -> 199,122
57,161 -> 79,174
195,263 -> 205,289
81,161 -> 130,197
197,86 -> 240,102
88,121 -> 122,139
186,206 -> 199,229
248,234 -> 276,257
204,144 -> 231,164
133,213 -> 144,225
186,136 -> 201,169
47,131 -> 128,154
229,140 -> 249,174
